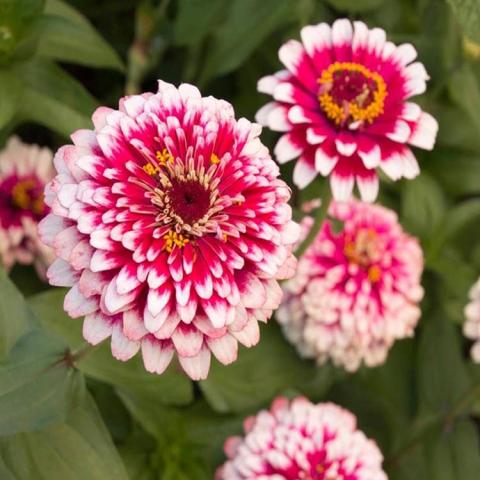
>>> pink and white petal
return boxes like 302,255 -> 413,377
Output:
408,112 -> 438,150
274,132 -> 304,164
330,172 -> 355,202
201,294 -> 230,329
103,278 -> 139,315
123,308 -> 148,341
331,18 -> 353,60
230,318 -> 260,348
306,127 -> 327,145
315,144 -> 338,176
257,70 -> 291,95
356,174 -> 379,203
404,62 -> 429,97
83,312 -> 113,345
357,139 -> 381,169
352,21 -> 369,54
293,157 -> 317,189
335,135 -> 357,156
385,119 -> 411,143
47,258 -> 78,287
178,345 -> 211,380
147,285 -> 172,317
141,337 -> 174,375
153,312 -> 181,340
401,102 -> 422,122
206,334 -> 238,365
278,40 -> 317,90
400,148 -> 420,179
64,284 -> 98,318
392,43 -> 417,66
111,322 -> 140,361
172,324 -> 204,357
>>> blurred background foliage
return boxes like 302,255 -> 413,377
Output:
1,0 -> 480,478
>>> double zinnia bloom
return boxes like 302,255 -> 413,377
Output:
257,18 -> 438,201
40,81 -> 299,380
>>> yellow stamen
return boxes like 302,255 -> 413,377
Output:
11,179 -> 43,213
210,153 -> 220,164
156,148 -> 174,166
163,230 -> 190,252
368,265 -> 382,283
318,62 -> 387,125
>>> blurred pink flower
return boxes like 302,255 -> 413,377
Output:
256,18 -> 438,202
40,81 -> 299,380
0,136 -> 54,277
216,396 -> 387,480
464,278 -> 480,362
277,200 -> 423,371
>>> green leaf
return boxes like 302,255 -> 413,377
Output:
36,0 -> 124,70
448,64 -> 480,131
401,173 -> 446,240
425,149 -> 480,196
198,0 -> 295,84
0,70 -> 20,128
0,327 -> 79,435
29,289 -> 194,406
15,59 -> 96,137
426,420 -> 480,480
417,311 -> 471,415
200,323 -> 325,413
173,0 -> 226,47
0,267 -> 33,360
0,390 -> 129,480
447,0 -> 480,43
324,0 -> 385,13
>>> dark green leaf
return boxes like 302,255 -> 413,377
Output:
200,323 -> 325,413
0,267 -> 32,360
37,0 -> 124,70
324,0 -> 385,13
0,389 -> 129,480
15,59 -> 97,137
417,311 -> 471,415
198,0 -> 296,84
447,0 -> 480,43
29,289 -> 194,406
0,70 -> 20,128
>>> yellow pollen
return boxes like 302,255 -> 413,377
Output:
142,163 -> 159,176
318,62 -> 387,126
368,265 -> 382,283
163,230 -> 190,252
11,179 -> 44,213
156,148 -> 174,166
210,153 -> 220,164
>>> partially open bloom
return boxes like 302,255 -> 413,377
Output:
0,136 -> 54,276
216,396 -> 387,480
40,81 -> 298,380
464,278 -> 480,362
277,200 -> 423,371
256,18 -> 438,202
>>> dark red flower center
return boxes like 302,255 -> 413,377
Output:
318,62 -> 387,126
0,174 -> 45,227
168,178 -> 211,224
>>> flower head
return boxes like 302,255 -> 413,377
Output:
277,200 -> 423,371
464,278 -> 480,362
40,81 -> 299,380
0,136 -> 54,276
256,18 -> 438,202
216,396 -> 387,480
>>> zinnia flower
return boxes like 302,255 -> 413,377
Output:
256,18 -> 438,201
277,200 -> 423,371
216,396 -> 387,480
40,81 -> 299,380
0,136 -> 54,276
464,278 -> 480,362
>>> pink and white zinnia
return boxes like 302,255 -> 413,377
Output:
40,81 -> 299,380
464,278 -> 480,363
277,200 -> 424,371
0,136 -> 54,277
216,396 -> 387,480
256,19 -> 438,202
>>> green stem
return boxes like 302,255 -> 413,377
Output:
295,189 -> 332,258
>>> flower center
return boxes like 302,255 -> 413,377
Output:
344,228 -> 382,282
167,178 -> 212,225
318,62 -> 387,127
11,178 -> 45,215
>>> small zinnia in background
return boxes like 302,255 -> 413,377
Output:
464,278 -> 480,362
40,81 -> 298,380
256,18 -> 438,202
0,136 -> 54,277
216,396 -> 387,480
277,200 -> 423,371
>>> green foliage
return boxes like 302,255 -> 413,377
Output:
447,0 -> 480,43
